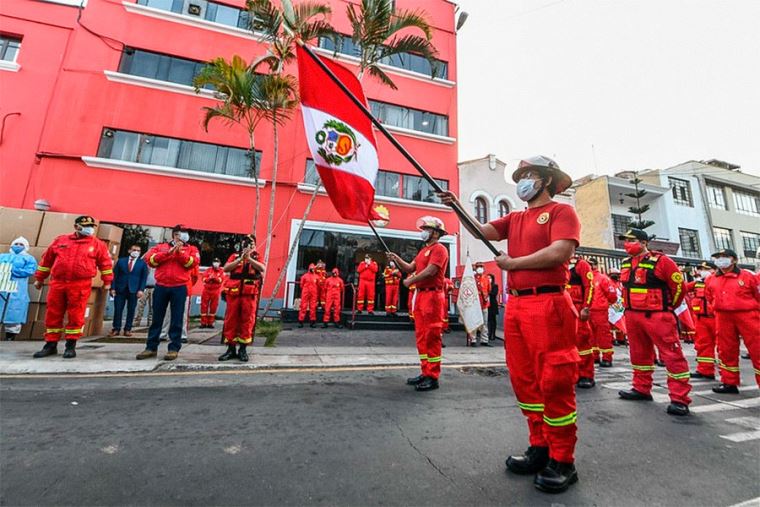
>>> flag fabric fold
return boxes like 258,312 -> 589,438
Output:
297,45 -> 381,222
457,256 -> 484,334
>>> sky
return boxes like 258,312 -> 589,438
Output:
454,0 -> 760,179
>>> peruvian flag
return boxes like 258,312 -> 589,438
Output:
297,45 -> 381,222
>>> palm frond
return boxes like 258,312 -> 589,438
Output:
246,0 -> 281,40
367,64 -> 397,90
387,9 -> 433,40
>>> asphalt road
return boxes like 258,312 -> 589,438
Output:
1,365 -> 759,507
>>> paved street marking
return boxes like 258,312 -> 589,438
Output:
728,496 -> 760,507
691,396 -> 760,413
719,417 -> 760,443
691,385 -> 759,396
600,381 -> 671,402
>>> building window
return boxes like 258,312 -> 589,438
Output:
97,128 -> 261,178
612,214 -> 632,249
402,174 -> 448,203
712,227 -> 734,251
498,200 -> 510,217
318,34 -> 448,80
740,231 -> 760,259
0,34 -> 21,62
118,48 -> 211,88
669,177 -> 693,207
733,190 -> 760,217
678,228 -> 701,258
705,183 -> 726,210
376,170 -> 401,199
369,100 -> 448,137
136,0 -> 252,30
474,197 -> 488,224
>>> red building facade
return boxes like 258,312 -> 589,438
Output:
0,0 -> 459,309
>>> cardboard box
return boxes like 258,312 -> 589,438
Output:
97,224 -> 123,244
37,212 -> 100,247
0,207 -> 44,245
27,246 -> 47,262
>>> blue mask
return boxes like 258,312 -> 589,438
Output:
11,245 -> 24,254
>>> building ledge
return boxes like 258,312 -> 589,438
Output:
82,157 -> 265,187
375,124 -> 455,145
313,47 -> 456,89
122,1 -> 264,41
297,183 -> 452,211
104,71 -> 217,99
0,61 -> 20,72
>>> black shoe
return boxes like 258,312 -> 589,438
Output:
322,322 -> 328,328
594,358 -> 600,365
298,322 -> 304,328
415,377 -> 439,391
690,371 -> 715,380
444,329 -> 452,334
618,389 -> 653,401
469,342 -> 478,347
480,342 -> 493,347
181,338 -> 188,343
655,359 -> 665,367
62,340 -> 76,359
218,345 -> 237,361
33,342 -> 58,358
534,459 -> 578,494
238,345 -> 249,362
712,383 -> 739,394
505,446 -> 549,475
368,311 -> 374,315
336,324 -> 343,329
599,360 -> 612,368
576,377 -> 595,389
666,402 -> 690,416
406,375 -> 425,385
309,321 -> 316,328
4,332 -> 17,341
441,342 -> 447,348
356,310 -> 363,315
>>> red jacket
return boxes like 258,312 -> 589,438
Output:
590,271 -> 618,310
706,267 -> 760,312
686,278 -> 714,316
383,267 -> 401,286
300,272 -> 319,292
358,260 -> 378,282
35,233 -> 113,285
324,275 -> 344,296
475,273 -> 490,308
146,242 -> 200,288
567,258 -> 594,309
202,267 -> 226,291
620,252 -> 686,311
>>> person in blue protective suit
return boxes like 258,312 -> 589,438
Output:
0,237 -> 38,340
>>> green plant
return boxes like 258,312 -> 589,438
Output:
625,174 -> 655,231
257,319 -> 282,347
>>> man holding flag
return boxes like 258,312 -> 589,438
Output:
457,257 -> 484,345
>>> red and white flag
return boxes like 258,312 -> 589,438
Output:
297,45 -> 381,222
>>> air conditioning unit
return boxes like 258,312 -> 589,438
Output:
187,3 -> 202,15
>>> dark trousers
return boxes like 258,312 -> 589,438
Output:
113,290 -> 138,331
146,284 -> 187,352
488,307 -> 498,340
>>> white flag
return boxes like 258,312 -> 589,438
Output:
457,256 -> 484,334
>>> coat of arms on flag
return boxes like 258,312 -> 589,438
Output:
315,120 -> 359,166
457,255 -> 484,334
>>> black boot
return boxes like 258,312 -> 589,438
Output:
690,371 -> 715,380
298,321 -> 304,328
33,342 -> 58,358
218,345 -> 237,361
237,345 -> 249,362
599,360 -> 612,368
505,446 -> 549,475
712,383 -> 739,394
655,359 -> 665,367
534,459 -> 578,494
576,377 -> 595,389
618,389 -> 653,401
406,375 -> 425,385
666,402 -> 690,416
322,322 -> 328,328
415,377 -> 439,391
62,340 -> 77,359
4,332 -> 17,341
310,321 -> 316,328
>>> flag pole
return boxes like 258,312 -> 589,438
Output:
296,40 -> 500,257
367,220 -> 391,253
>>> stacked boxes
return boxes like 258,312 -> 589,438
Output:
0,207 -> 122,340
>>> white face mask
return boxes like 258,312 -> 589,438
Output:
420,230 -> 431,242
365,258 -> 370,264
129,251 -> 140,258
516,178 -> 541,202
698,270 -> 710,279
389,262 -> 395,268
714,257 -> 732,269
177,232 -> 190,243
476,267 -> 484,274
213,262 -> 221,268
79,226 -> 95,236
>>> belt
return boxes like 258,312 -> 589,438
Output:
697,314 -> 714,319
509,285 -> 564,297
416,287 -> 442,292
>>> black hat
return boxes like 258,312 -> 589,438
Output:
617,228 -> 648,241
588,257 -> 599,265
172,224 -> 189,233
75,215 -> 97,227
711,248 -> 738,259
698,261 -> 717,270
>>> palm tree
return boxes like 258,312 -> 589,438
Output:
347,0 -> 439,89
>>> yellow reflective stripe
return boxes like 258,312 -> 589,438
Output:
696,356 -> 715,363
639,263 -> 655,269
621,263 -> 632,268
598,348 -> 614,353
667,371 -> 691,380
101,269 -> 113,275
65,327 -> 83,334
36,266 -> 51,272
754,368 -> 760,376
419,354 -> 428,360
632,364 -> 656,371
236,337 -> 253,344
578,348 -> 594,356
543,411 -> 577,427
517,401 -> 545,412
46,328 -> 64,333
719,362 -> 740,373
184,256 -> 195,268
630,288 -> 648,294
427,356 -> 442,363
149,254 -> 159,267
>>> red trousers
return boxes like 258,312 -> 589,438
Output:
408,290 -> 415,321
323,291 -> 341,323
317,283 -> 325,307
626,311 -> 692,404
385,284 -> 398,313
575,318 -> 594,380
299,288 -> 317,322
505,292 -> 579,464
200,288 -> 221,325
413,290 -> 444,379
45,280 -> 92,342
590,309 -> 613,361
223,293 -> 256,345
357,280 -> 375,311
693,316 -> 717,376
715,310 -> 760,387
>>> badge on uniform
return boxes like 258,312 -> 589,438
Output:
537,212 -> 550,224
738,280 -> 745,286
671,272 -> 684,284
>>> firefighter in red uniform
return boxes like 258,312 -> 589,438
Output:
616,228 -> 692,416
588,258 -> 619,367
322,268 -> 345,328
218,236 -> 265,362
199,258 -> 225,328
298,263 -> 319,327
442,277 -> 454,333
387,216 -> 449,393
567,255 -> 595,388
356,254 -> 378,313
315,260 -> 327,309
686,261 -> 717,379
407,273 -> 417,322
707,249 -> 760,393
33,216 -> 113,359
468,262 -> 492,347
607,268 -> 628,346
383,261 -> 401,315
440,155 -> 580,493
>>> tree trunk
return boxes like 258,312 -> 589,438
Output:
249,130 -> 261,236
260,181 -> 320,321
262,117 -> 278,286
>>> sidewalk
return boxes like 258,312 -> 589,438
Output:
0,327 -> 505,376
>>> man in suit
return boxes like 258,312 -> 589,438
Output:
109,244 -> 148,337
